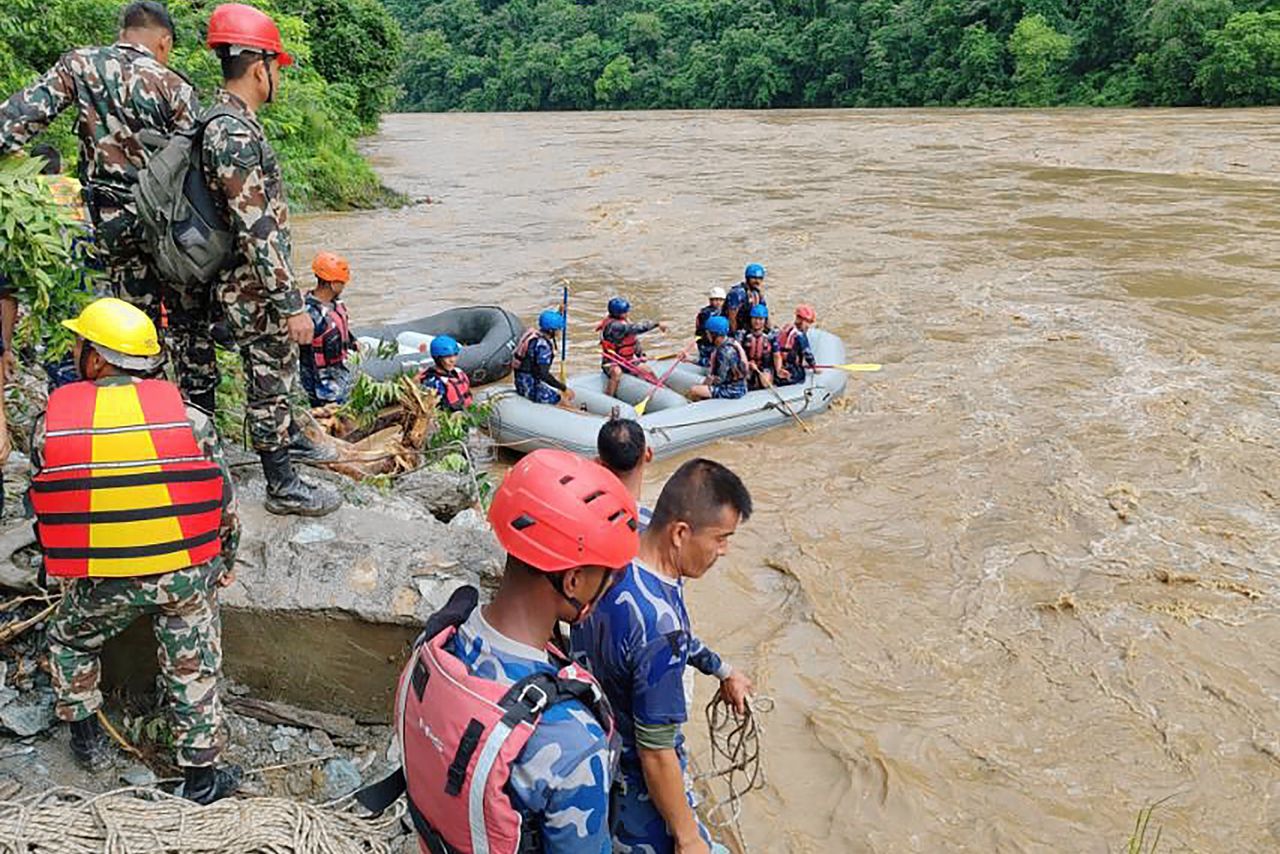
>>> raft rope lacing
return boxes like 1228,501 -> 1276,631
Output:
695,693 -> 774,854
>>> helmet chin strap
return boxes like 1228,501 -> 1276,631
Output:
548,570 -> 614,623
263,54 -> 275,104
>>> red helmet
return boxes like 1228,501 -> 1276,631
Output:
488,450 -> 639,573
795,304 -> 817,323
207,4 -> 294,67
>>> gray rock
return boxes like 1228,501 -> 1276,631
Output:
0,692 -> 54,737
120,765 -> 158,787
291,524 -> 337,545
306,730 -> 334,755
320,757 -> 362,801
396,468 -> 476,522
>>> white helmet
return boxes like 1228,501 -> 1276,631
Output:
708,286 -> 727,300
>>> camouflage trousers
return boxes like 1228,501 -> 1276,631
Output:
219,286 -> 297,452
47,561 -> 226,767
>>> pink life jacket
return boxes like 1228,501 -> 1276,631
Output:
312,300 -> 353,369
373,586 -> 615,854
510,329 -> 542,374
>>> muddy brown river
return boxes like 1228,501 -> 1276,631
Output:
296,109 -> 1280,852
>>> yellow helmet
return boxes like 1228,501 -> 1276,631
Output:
62,298 -> 161,360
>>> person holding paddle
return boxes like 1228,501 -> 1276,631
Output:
689,315 -> 748,401
774,304 -> 819,386
599,296 -> 666,398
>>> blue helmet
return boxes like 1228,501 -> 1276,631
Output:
430,335 -> 461,359
538,309 -> 565,332
706,315 -> 730,337
607,297 -> 631,317
744,263 -> 766,280
749,304 -> 769,319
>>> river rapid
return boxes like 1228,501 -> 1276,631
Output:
295,109 -> 1280,852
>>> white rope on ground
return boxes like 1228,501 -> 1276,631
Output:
0,786 -> 407,854
695,694 -> 774,854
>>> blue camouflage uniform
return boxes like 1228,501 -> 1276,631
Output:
776,326 -> 817,387
514,334 -> 565,405
571,559 -> 731,854
448,607 -> 615,853
721,284 -> 747,321
694,305 -> 719,367
707,340 -> 748,400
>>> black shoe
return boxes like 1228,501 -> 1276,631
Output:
182,763 -> 243,805
287,424 -> 339,464
260,448 -> 342,517
188,389 -> 217,415
69,717 -> 114,773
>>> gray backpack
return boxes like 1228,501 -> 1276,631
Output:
133,105 -> 240,290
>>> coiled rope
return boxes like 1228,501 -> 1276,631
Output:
695,694 -> 773,853
0,786 -> 406,854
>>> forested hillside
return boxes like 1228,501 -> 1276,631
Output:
384,0 -> 1280,110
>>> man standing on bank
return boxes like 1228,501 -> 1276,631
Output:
31,298 -> 242,804
0,2 -> 218,406
200,3 -> 340,516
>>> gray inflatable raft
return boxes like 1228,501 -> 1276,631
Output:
483,329 -> 849,459
355,306 -> 524,385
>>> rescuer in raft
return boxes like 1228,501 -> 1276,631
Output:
512,308 -> 575,407
689,315 -> 748,401
599,297 -> 666,399
299,251 -> 358,407
723,263 -> 767,334
358,449 -> 638,853
31,298 -> 242,804
773,304 -> 819,387
695,286 -> 726,367
417,334 -> 473,412
738,303 -> 776,390
571,458 -> 754,854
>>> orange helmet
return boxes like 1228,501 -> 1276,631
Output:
206,4 -> 294,67
795,304 -> 817,323
311,251 -> 350,284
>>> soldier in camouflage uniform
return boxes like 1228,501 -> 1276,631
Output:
200,3 -> 340,517
31,297 -> 242,804
0,2 -> 220,410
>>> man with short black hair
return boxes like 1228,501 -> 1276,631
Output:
596,416 -> 651,524
0,2 -> 213,403
572,458 -> 755,854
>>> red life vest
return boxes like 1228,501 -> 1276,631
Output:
741,330 -> 773,365
388,587 -> 614,854
418,366 -> 473,411
709,338 -> 749,383
29,380 -> 224,579
510,329 -> 543,374
312,299 -> 352,369
597,316 -> 642,363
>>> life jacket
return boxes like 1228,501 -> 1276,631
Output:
741,330 -> 773,365
776,324 -> 807,369
598,317 -> 641,364
510,329 -> 544,375
736,287 -> 766,330
419,366 -> 473,411
29,379 -> 224,579
709,338 -> 749,384
357,586 -> 615,854
310,297 -> 353,369
695,304 -> 718,345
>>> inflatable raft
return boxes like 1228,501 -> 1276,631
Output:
355,306 -> 524,385
484,329 -> 848,459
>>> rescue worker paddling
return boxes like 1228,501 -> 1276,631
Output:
512,309 -> 575,407
33,298 -> 241,804
417,335 -> 473,412
774,304 -> 818,386
300,251 -> 357,407
599,297 -> 665,399
738,303 -> 775,390
360,449 -> 638,853
689,315 -> 747,401
200,3 -> 339,516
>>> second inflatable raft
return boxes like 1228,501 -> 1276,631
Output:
484,329 -> 849,459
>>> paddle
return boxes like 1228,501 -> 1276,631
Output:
646,338 -> 700,363
635,340 -> 697,416
601,348 -> 663,385
559,284 -> 569,385
813,363 -> 883,372
754,366 -> 811,433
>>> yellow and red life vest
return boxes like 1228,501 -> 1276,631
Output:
30,380 -> 225,579
597,316 -> 642,363
417,365 -> 473,412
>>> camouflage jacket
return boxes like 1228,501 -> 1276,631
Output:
200,90 -> 303,317
0,42 -> 198,207
30,376 -> 242,568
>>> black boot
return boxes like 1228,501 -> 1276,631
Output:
182,763 -> 243,805
69,716 -> 114,773
260,448 -> 341,517
287,422 -> 339,464
188,388 -> 217,415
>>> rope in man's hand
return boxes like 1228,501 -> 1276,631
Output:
696,692 -> 774,853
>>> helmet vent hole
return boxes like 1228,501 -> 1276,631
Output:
607,509 -> 631,525
583,490 -> 606,504
511,514 -> 537,531
559,475 -> 575,485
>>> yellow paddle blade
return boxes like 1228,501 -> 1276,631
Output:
834,363 -> 882,372
634,398 -> 649,416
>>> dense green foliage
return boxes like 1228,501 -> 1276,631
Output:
385,0 -> 1280,110
0,0 -> 404,209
